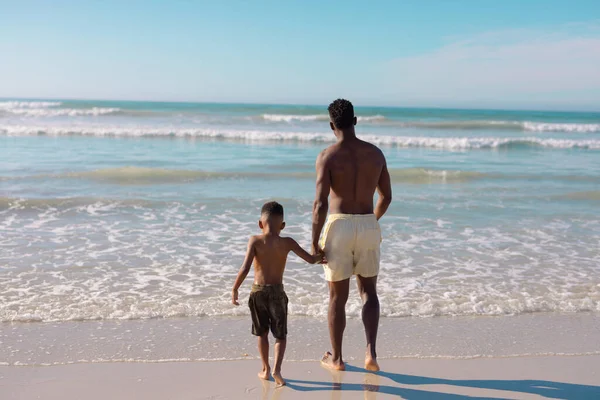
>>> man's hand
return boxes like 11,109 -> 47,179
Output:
312,243 -> 322,256
312,243 -> 326,264
231,289 -> 239,306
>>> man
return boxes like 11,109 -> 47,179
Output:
312,99 -> 392,372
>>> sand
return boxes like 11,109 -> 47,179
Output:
2,355 -> 600,400
2,314 -> 600,398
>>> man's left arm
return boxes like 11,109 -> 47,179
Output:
374,155 -> 392,221
312,151 -> 330,254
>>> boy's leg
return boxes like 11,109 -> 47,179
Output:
257,332 -> 270,380
250,291 -> 271,380
269,289 -> 288,386
272,338 -> 286,386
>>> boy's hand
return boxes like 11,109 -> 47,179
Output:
320,252 -> 328,264
232,289 -> 239,306
312,252 -> 327,264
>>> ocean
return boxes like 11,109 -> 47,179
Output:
1,99 -> 599,364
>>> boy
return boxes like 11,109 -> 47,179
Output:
232,201 -> 324,387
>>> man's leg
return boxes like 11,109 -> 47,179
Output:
357,275 -> 380,371
321,278 -> 350,371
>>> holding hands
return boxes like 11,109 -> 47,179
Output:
312,243 -> 327,264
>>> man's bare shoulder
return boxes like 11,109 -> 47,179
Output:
318,145 -> 339,159
316,145 -> 339,167
358,140 -> 386,164
359,139 -> 384,155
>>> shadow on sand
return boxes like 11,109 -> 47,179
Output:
285,364 -> 600,399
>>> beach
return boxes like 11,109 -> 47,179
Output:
3,355 -> 600,399
1,99 -> 599,398
2,314 -> 600,398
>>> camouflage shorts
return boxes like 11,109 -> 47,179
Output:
248,284 -> 288,340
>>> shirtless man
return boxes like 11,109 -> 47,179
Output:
312,99 -> 392,372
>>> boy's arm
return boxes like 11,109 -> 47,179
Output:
232,237 -> 256,305
287,238 -> 325,264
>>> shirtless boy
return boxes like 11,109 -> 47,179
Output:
232,201 -> 324,386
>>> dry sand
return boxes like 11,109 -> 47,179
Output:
2,355 -> 599,399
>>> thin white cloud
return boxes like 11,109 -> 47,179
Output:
382,23 -> 600,109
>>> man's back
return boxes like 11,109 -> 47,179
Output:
312,98 -> 392,373
319,138 -> 386,215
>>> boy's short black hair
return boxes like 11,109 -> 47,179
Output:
328,98 -> 354,129
261,201 -> 284,218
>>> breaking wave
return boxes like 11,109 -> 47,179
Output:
396,120 -> 600,133
261,114 -> 386,123
0,101 -> 62,109
2,125 -> 600,149
3,107 -> 122,117
258,116 -> 600,132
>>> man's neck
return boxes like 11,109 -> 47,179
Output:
337,129 -> 357,142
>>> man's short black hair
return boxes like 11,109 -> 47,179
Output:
328,99 -> 355,129
261,201 -> 284,218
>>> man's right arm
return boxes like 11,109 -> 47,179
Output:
312,151 -> 330,254
374,155 -> 392,220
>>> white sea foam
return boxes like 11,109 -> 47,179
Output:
0,101 -> 62,109
399,120 -> 600,133
262,114 -> 328,122
2,125 -> 600,149
4,107 -> 121,117
262,114 -> 386,123
258,116 -> 600,132
1,198 -> 599,323
523,121 -> 600,133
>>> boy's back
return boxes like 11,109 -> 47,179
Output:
251,234 -> 299,285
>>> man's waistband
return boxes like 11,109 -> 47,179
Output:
327,213 -> 376,221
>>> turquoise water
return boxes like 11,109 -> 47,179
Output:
1,99 -> 599,322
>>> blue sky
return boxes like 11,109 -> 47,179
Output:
1,1 -> 599,110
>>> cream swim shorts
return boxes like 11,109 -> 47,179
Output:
319,214 -> 382,282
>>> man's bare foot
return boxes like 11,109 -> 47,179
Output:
320,352 -> 345,371
365,355 -> 380,372
258,366 -> 271,380
272,370 -> 286,387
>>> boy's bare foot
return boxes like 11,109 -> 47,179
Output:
272,370 -> 286,387
258,366 -> 271,381
365,354 -> 380,372
320,351 -> 345,371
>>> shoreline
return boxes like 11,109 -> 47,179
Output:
2,313 -> 600,367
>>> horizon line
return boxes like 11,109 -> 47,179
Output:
1,95 -> 599,114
